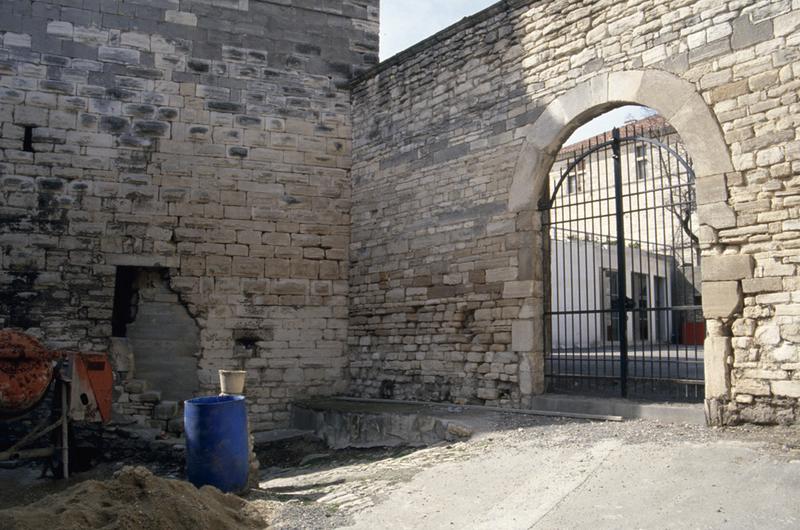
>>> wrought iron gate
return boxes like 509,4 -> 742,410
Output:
541,123 -> 704,402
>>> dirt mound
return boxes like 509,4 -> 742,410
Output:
0,466 -> 268,530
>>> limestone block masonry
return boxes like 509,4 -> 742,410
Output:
350,0 -> 800,425
0,0 -> 379,431
2,0 -> 800,429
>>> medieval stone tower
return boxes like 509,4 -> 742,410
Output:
0,0 -> 379,431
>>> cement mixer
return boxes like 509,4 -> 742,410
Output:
0,330 -> 113,478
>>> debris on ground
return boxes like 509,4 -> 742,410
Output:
0,466 -> 269,530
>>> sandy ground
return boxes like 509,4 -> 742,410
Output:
0,464 -> 115,510
258,416 -> 800,530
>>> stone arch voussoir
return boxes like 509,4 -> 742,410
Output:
508,69 -> 733,212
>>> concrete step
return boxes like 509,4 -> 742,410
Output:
253,428 -> 316,446
526,394 -> 706,425
285,397 -> 706,452
291,399 -> 478,449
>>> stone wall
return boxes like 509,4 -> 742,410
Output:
0,0 -> 378,431
350,0 -> 800,424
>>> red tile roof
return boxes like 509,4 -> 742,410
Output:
559,114 -> 675,156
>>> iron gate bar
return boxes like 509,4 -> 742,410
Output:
546,189 -> 695,216
550,306 -> 701,316
542,120 -> 704,402
612,128 -> 628,397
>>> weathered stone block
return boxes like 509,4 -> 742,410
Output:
668,89 -> 734,176
741,277 -> 783,294
139,390 -> 162,403
770,344 -> 797,363
486,267 -> 516,283
704,336 -> 731,399
731,14 -> 773,50
735,379 -> 770,397
154,400 -> 179,420
207,101 -> 244,113
476,387 -> 498,401
98,46 -> 140,64
124,379 -> 147,394
771,380 -> 800,398
46,21 -> 74,38
99,115 -> 129,133
3,32 -> 31,48
511,320 -> 534,352
781,323 -> 800,343
165,10 -> 198,26
754,324 -> 781,346
698,203 -> 736,229
695,174 -> 728,204
702,281 -> 742,319
503,281 -> 533,299
702,255 -> 754,281
132,120 -> 170,137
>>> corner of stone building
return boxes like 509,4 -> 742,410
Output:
0,0 -> 380,432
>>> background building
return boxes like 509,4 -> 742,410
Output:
546,116 -> 704,350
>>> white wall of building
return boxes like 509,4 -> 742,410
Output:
549,239 -> 674,349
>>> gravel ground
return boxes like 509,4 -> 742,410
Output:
257,415 -> 800,529
4,414 -> 798,529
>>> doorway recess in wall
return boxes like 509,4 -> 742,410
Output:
111,267 -> 200,401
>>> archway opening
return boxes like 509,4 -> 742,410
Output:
540,107 -> 704,402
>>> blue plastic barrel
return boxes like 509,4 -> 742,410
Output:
184,395 -> 249,493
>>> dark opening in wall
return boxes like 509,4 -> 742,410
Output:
112,266 -> 138,337
232,329 -> 271,369
23,126 -> 34,152
235,336 -> 258,351
112,267 -> 200,401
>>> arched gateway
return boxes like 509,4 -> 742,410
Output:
542,121 -> 702,401
507,70 -> 734,413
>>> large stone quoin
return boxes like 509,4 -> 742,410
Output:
1,0 -> 800,429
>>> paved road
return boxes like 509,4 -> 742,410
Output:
261,418 -> 800,530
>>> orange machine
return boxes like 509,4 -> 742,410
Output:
0,330 -> 113,478
68,352 -> 113,423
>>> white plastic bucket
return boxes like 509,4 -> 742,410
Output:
218,370 -> 247,395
